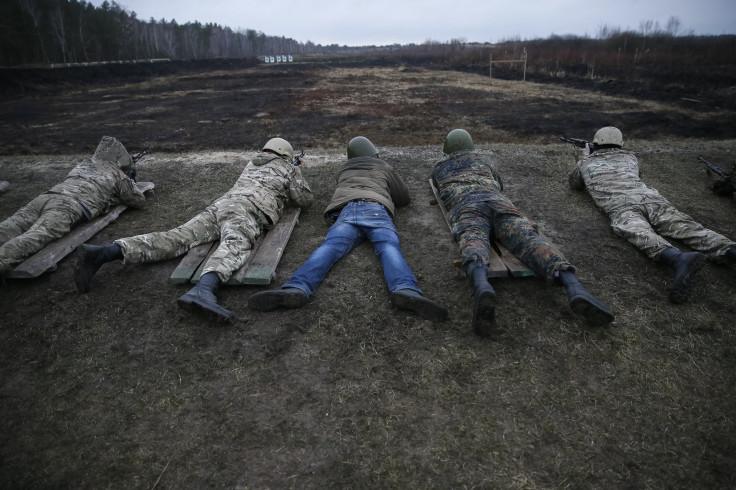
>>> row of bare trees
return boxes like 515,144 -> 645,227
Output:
0,0 -> 331,66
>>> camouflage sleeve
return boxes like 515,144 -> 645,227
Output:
568,160 -> 585,191
117,174 -> 147,208
288,166 -> 314,208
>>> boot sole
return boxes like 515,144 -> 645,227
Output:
74,245 -> 95,294
669,253 -> 706,304
390,291 -> 448,322
569,295 -> 614,327
248,290 -> 307,311
473,291 -> 497,337
178,294 -> 232,322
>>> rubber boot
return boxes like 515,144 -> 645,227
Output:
390,289 -> 448,322
659,247 -> 706,304
178,271 -> 232,321
726,246 -> 736,264
248,287 -> 308,312
74,243 -> 123,293
470,264 -> 497,337
557,270 -> 614,327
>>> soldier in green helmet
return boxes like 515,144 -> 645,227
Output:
569,126 -> 736,303
249,136 -> 448,322
433,129 -> 614,335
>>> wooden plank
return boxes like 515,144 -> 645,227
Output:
175,206 -> 301,286
495,241 -> 535,277
169,242 -> 216,284
229,207 -> 301,285
429,178 -> 533,278
6,182 -> 154,279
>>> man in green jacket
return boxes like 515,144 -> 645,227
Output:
0,136 -> 147,277
248,136 -> 448,322
75,137 -> 313,321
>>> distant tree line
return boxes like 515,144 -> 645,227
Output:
389,19 -> 736,88
0,0 -> 344,66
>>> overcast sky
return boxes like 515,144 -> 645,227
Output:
93,0 -> 736,46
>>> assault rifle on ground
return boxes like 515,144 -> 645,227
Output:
698,156 -> 734,197
129,151 -> 148,182
559,136 -> 598,152
292,149 -> 305,166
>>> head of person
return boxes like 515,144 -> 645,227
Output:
262,137 -> 294,160
347,136 -> 379,159
592,126 -> 624,149
442,129 -> 474,155
94,136 -> 134,173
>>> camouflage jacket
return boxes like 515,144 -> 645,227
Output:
217,152 -> 313,225
325,156 -> 410,218
569,148 -> 667,212
47,139 -> 146,219
432,151 -> 504,211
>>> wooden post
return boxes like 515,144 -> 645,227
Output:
489,53 -> 492,80
523,48 -> 527,81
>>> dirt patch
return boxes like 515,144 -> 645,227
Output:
1,61 -> 735,488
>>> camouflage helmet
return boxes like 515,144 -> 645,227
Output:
442,129 -> 474,155
262,137 -> 294,160
593,126 -> 623,147
93,136 -> 133,172
347,136 -> 379,159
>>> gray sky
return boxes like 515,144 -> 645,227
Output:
95,0 -> 736,46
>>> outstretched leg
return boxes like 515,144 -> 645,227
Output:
557,270 -> 615,327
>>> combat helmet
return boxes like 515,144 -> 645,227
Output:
262,137 -> 294,160
592,127 -> 623,148
442,129 -> 475,155
93,136 -> 134,172
347,136 -> 379,159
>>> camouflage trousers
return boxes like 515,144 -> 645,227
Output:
449,196 -> 573,280
609,202 -> 736,261
0,193 -> 84,275
116,200 -> 262,282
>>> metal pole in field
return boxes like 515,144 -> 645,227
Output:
523,48 -> 527,81
489,53 -> 492,80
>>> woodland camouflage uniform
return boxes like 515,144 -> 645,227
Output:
432,150 -> 574,280
0,136 -> 145,275
569,148 -> 736,262
115,151 -> 313,282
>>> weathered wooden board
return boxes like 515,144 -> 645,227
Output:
429,178 -> 534,278
170,206 -> 301,286
6,181 -> 154,279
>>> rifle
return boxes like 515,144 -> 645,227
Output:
559,136 -> 598,152
129,151 -> 148,182
292,149 -> 305,166
698,156 -> 726,177
131,150 -> 148,162
698,156 -> 734,197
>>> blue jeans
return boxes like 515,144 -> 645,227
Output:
283,201 -> 421,297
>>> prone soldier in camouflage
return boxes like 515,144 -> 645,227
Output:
569,126 -> 736,304
0,136 -> 147,277
433,129 -> 613,334
75,137 -> 313,321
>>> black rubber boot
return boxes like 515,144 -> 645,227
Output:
557,270 -> 614,327
248,287 -> 308,311
726,246 -> 736,264
659,247 -> 706,304
390,289 -> 448,322
74,243 -> 123,293
178,271 -> 232,321
470,264 -> 497,337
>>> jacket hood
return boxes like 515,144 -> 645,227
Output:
93,136 -> 133,172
